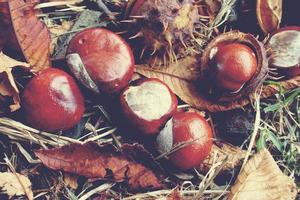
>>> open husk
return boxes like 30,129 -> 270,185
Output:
200,31 -> 268,102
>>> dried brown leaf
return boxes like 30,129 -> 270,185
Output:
0,52 -> 30,111
257,0 -> 282,34
228,149 -> 297,200
0,172 -> 33,200
0,0 -> 51,71
198,141 -> 246,173
63,173 -> 78,190
135,56 -> 300,112
34,142 -> 163,191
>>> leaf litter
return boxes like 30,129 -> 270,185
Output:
34,142 -> 163,191
0,0 -> 299,199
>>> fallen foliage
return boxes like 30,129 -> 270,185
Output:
228,149 -> 297,200
0,172 -> 33,200
135,56 -> 300,112
0,0 -> 51,71
35,142 -> 163,191
0,52 -> 30,111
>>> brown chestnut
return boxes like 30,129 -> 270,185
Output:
120,78 -> 178,135
22,68 -> 85,132
201,31 -> 268,102
156,111 -> 213,170
210,43 -> 258,92
66,28 -> 135,95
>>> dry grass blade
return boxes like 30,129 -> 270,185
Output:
0,117 -> 82,147
34,0 -> 84,9
194,155 -> 229,199
241,89 -> 261,170
228,149 -> 297,200
122,188 -> 228,200
77,183 -> 113,200
198,141 -> 246,173
207,0 -> 237,36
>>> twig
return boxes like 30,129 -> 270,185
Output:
123,189 -> 229,200
241,89 -> 262,170
34,0 -> 83,9
4,154 -> 33,200
0,118 -> 82,147
13,142 -> 41,164
77,183 -> 114,200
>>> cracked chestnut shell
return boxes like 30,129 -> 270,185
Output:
267,26 -> 300,77
200,31 -> 268,102
22,68 -> 85,132
66,28 -> 135,95
120,78 -> 178,135
156,111 -> 213,170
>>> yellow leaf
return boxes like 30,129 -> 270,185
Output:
0,172 -> 33,200
228,149 -> 297,200
0,52 -> 30,111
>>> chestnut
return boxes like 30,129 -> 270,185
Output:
66,28 -> 135,95
210,43 -> 258,92
156,111 -> 213,170
120,78 -> 178,135
201,31 -> 268,102
22,68 -> 85,132
267,26 -> 300,77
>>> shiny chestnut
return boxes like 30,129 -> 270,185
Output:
156,111 -> 213,170
210,43 -> 258,92
201,31 -> 268,102
22,68 -> 85,132
120,78 -> 178,135
66,28 -> 135,95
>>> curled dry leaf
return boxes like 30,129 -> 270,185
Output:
256,0 -> 282,34
0,172 -> 33,200
135,56 -> 300,112
198,141 -> 246,173
228,149 -> 297,200
34,142 -> 163,191
0,0 -> 51,71
0,52 -> 30,111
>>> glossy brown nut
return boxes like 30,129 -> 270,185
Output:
22,68 -> 85,132
210,43 -> 258,92
120,78 -> 178,135
156,111 -> 213,170
67,28 -> 135,95
201,31 -> 268,102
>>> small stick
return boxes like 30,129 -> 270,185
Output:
241,88 -> 262,170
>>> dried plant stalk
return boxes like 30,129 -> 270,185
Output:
0,117 -> 81,147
